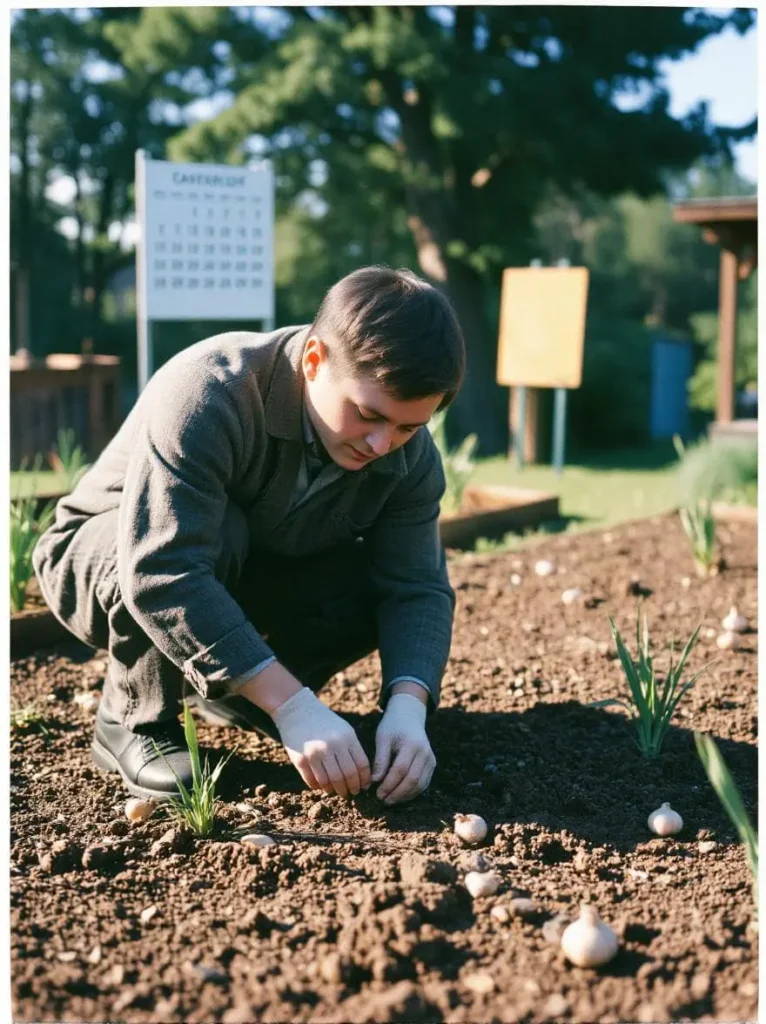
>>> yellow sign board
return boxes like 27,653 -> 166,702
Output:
496,266 -> 589,389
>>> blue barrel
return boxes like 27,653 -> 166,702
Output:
650,335 -> 692,440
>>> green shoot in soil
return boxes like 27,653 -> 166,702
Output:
428,409 -> 478,517
592,608 -> 707,757
153,701 -> 235,837
10,456 -> 56,612
679,500 -> 717,577
11,700 -> 50,736
695,732 -> 758,908
49,428 -> 89,491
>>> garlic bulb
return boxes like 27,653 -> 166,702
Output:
535,559 -> 556,577
560,904 -> 619,967
454,813 -> 488,845
464,871 -> 501,898
716,630 -> 741,651
124,798 -> 156,823
647,802 -> 683,836
241,833 -> 276,848
722,606 -> 748,633
561,587 -> 583,605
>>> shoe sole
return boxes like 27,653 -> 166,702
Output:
90,737 -> 180,804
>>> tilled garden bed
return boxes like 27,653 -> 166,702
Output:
11,512 -> 757,1022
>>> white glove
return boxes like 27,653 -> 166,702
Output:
371,693 -> 436,805
271,687 -> 371,797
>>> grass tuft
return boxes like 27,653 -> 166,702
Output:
153,700 -> 235,838
591,607 -> 709,757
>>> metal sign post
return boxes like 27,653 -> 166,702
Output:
135,150 -> 275,392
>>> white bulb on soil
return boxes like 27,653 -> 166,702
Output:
560,904 -> 619,967
464,871 -> 501,898
124,798 -> 156,823
716,630 -> 741,651
454,813 -> 488,844
535,560 -> 556,577
722,606 -> 748,633
647,802 -> 683,836
241,833 -> 276,848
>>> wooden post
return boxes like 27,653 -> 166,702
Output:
509,387 -> 540,465
717,248 -> 738,424
524,388 -> 539,463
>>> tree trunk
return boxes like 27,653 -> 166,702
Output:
90,173 -> 115,339
441,258 -> 507,454
15,83 -> 33,354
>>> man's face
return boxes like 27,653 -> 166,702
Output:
302,336 -> 444,470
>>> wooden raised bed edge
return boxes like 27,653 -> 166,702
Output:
439,485 -> 560,550
711,501 -> 757,524
11,606 -> 71,660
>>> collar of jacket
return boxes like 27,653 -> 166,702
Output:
263,325 -> 409,478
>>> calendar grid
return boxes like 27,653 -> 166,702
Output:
136,152 -> 274,390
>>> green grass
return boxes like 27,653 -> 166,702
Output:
10,470 -> 74,500
469,442 -> 680,537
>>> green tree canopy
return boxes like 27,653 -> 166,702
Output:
166,5 -> 755,450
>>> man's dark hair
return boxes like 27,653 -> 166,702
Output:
311,266 -> 466,411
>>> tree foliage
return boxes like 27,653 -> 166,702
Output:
10,6 -> 756,450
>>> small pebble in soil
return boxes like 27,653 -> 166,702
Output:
541,914 -> 570,945
465,870 -> 501,898
490,903 -> 510,923
308,802 -> 330,822
87,945 -> 102,965
318,952 -> 351,985
510,573 -> 522,586
535,560 -> 556,577
463,971 -> 495,994
140,904 -> 159,923
561,588 -> 583,605
541,993 -> 570,1019
150,828 -> 179,857
508,897 -> 538,919
73,691 -> 100,711
698,840 -> 717,855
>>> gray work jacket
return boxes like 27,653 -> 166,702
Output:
41,325 -> 455,710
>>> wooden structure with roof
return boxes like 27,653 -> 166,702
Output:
672,195 -> 757,435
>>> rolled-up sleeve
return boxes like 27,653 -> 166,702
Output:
369,438 -> 455,713
118,367 -> 275,699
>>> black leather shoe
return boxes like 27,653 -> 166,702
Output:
185,692 -> 280,741
91,707 -> 195,801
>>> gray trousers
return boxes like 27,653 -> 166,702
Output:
33,505 -> 378,731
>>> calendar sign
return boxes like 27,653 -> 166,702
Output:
135,150 -> 275,390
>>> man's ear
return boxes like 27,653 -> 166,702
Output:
303,336 -> 324,380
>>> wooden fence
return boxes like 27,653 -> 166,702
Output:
10,353 -> 122,469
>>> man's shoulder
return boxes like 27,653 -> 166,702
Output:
167,324 -> 309,389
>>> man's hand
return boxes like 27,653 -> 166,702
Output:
372,693 -> 436,805
271,687 -> 371,797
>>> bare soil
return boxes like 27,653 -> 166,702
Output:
11,512 -> 757,1023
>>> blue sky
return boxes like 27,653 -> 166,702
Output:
656,12 -> 757,182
